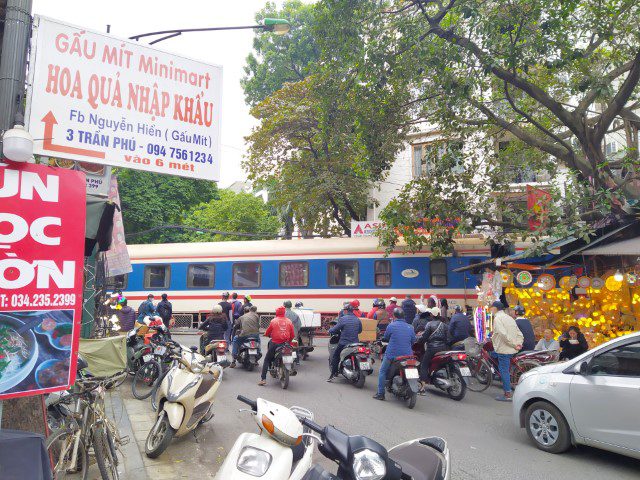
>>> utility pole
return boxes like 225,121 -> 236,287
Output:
0,0 -> 43,434
0,0 -> 32,155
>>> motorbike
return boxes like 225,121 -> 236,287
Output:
203,338 -> 230,367
328,329 -> 373,388
269,341 -> 297,389
300,409 -> 451,480
383,354 -> 421,409
236,335 -> 262,371
214,395 -> 315,480
126,319 -> 171,373
145,346 -> 223,458
413,343 -> 468,401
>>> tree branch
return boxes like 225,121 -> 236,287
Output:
594,49 -> 640,142
576,59 -> 635,114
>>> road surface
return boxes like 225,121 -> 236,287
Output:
120,334 -> 640,479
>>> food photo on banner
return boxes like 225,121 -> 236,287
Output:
0,161 -> 86,400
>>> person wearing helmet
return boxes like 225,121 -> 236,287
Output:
199,304 -> 230,354
367,299 -> 380,319
350,299 -> 365,318
412,304 -> 432,333
373,299 -> 390,333
327,303 -> 363,382
283,301 -> 302,358
230,305 -> 260,367
417,306 -> 450,395
373,307 -> 416,401
295,301 -> 304,308
514,305 -> 536,351
260,306 -> 295,386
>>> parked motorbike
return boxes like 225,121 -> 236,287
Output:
145,346 -> 223,458
300,411 -> 451,480
328,330 -> 373,388
214,395 -> 315,480
383,355 -> 421,408
236,336 -> 262,371
269,341 -> 297,389
204,339 -> 230,367
413,343 -> 468,401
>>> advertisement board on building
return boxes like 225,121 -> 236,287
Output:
351,220 -> 385,237
26,16 -> 222,182
0,162 -> 86,400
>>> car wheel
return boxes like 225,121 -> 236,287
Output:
525,401 -> 572,454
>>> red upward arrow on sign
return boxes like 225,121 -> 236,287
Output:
42,111 -> 106,159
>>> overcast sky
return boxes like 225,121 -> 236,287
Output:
32,0 -> 287,187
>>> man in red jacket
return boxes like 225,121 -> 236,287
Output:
259,306 -> 295,386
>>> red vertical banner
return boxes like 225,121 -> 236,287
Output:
527,185 -> 552,231
0,161 -> 86,400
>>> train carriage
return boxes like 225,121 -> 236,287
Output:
116,237 -> 537,325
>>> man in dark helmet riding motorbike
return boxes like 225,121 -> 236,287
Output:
327,303 -> 362,382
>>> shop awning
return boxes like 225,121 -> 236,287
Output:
545,222 -> 636,266
582,236 -> 640,256
452,251 -> 555,273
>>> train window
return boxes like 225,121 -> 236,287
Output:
105,274 -> 128,291
328,261 -> 359,287
430,259 -> 448,287
374,260 -> 391,287
279,262 -> 309,287
233,262 -> 261,288
144,265 -> 170,289
187,264 -> 215,288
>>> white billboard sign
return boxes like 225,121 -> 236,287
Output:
26,16 -> 222,181
351,220 -> 385,237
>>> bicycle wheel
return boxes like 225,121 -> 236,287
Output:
511,359 -> 541,389
466,358 -> 493,392
132,360 -> 162,400
46,428 -> 88,480
93,426 -> 120,480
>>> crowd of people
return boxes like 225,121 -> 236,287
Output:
113,291 -> 591,398
329,294 -> 591,402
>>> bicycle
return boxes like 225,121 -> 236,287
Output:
46,373 -> 128,480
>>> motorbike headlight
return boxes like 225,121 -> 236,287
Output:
237,447 -> 272,477
353,449 -> 386,480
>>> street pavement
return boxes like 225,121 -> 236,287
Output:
115,334 -> 640,479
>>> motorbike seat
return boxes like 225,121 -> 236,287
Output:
346,342 -> 365,348
388,439 -> 445,480
514,350 -> 535,357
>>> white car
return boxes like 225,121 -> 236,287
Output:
513,331 -> 640,459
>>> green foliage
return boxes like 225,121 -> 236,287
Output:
180,190 -> 282,242
117,169 -> 219,244
243,0 -> 411,235
372,0 -> 640,253
242,0 -> 319,106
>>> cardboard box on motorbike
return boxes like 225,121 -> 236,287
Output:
359,318 -> 377,343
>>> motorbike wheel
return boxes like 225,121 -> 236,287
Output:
511,360 -> 541,389
93,426 -> 119,480
466,358 -> 493,392
244,357 -> 255,372
132,360 -> 162,400
405,391 -> 417,409
446,367 -> 467,401
280,366 -> 290,389
145,414 -> 175,459
354,371 -> 366,389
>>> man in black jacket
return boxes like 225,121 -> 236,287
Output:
418,314 -> 449,394
514,306 -> 536,351
448,305 -> 473,346
156,293 -> 173,328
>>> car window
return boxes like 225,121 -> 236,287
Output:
590,342 -> 640,377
